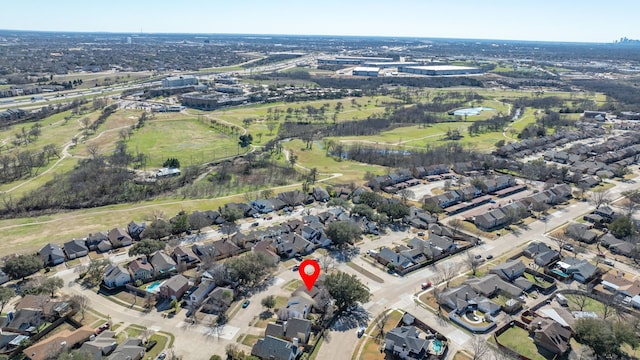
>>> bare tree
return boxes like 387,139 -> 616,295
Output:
569,293 -> 589,311
439,263 -> 460,287
86,143 -> 99,159
449,218 -> 463,237
142,328 -> 154,344
471,335 -> 490,360
590,189 -> 611,209
71,294 -> 89,320
466,251 -> 481,276
374,310 -> 389,343
398,189 -> 415,204
552,230 -> 570,256
318,254 -> 336,272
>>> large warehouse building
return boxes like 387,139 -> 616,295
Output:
398,65 -> 482,76
352,67 -> 380,77
318,56 -> 394,66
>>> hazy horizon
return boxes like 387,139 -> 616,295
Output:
2,0 -> 640,43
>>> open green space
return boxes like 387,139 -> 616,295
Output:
496,326 -> 548,360
127,116 -> 245,168
144,333 -> 169,360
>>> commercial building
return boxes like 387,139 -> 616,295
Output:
352,67 -> 380,77
318,56 -> 394,66
398,65 -> 482,76
162,75 -> 198,88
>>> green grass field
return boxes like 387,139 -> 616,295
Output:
496,327 -> 548,360
127,116 -> 244,168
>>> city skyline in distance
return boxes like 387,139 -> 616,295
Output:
2,0 -> 640,44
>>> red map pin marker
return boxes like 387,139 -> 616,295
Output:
299,259 -> 320,291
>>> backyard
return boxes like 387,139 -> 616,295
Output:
495,326 -> 550,360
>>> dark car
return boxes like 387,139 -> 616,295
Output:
486,255 -> 494,260
252,222 -> 259,227
242,300 -> 251,308
292,265 -> 299,272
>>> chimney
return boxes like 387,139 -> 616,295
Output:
292,337 -> 299,347
537,321 -> 542,330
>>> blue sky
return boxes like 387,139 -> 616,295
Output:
2,0 -> 638,43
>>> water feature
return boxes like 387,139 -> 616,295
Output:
146,280 -> 163,293
452,107 -> 495,116
431,339 -> 444,354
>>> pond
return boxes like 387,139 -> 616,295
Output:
452,107 -> 495,116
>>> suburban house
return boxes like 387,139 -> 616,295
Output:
79,331 -> 119,359
103,264 -> 132,288
86,232 -> 110,252
490,260 -> 526,281
384,326 -> 430,360
127,221 -> 146,241
39,243 -> 65,266
251,335 -> 298,360
524,242 -> 553,258
439,284 -> 501,316
172,246 -> 200,266
187,281 -> 216,306
128,257 -> 154,283
259,318 -> 312,346
108,227 -> 133,248
149,251 -> 176,275
201,287 -> 234,314
63,239 -> 89,259
23,325 -> 94,360
565,223 -> 597,244
601,273 -> 640,298
106,338 -> 145,360
528,317 -> 572,355
159,274 -> 190,300
556,257 -> 598,283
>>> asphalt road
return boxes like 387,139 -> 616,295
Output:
49,173 -> 640,359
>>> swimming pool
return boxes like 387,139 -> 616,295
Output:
550,269 -> 569,278
146,280 -> 163,293
431,339 -> 444,354
452,107 -> 495,116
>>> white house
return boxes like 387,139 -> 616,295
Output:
103,264 -> 131,288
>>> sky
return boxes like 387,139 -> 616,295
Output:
2,0 -> 639,43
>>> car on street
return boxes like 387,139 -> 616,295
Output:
357,327 -> 366,338
157,353 -> 166,360
252,222 -> 259,227
474,254 -> 482,259
95,322 -> 110,334
292,265 -> 299,272
562,244 -> 574,252
421,281 -> 432,289
486,255 -> 494,260
242,300 -> 251,308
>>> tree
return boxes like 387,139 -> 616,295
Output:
609,216 -> 635,239
163,158 -> 180,168
220,222 -> 239,240
590,189 -> 611,209
220,207 -> 243,223
358,191 -> 384,209
71,294 -> 89,320
398,189 -> 415,204
188,212 -> 211,233
466,251 -> 481,276
261,295 -> 276,310
471,335 -> 490,360
128,239 -> 165,257
574,318 -> 639,356
374,310 -> 389,342
324,271 -> 370,313
141,219 -> 171,240
226,252 -> 276,288
171,212 -> 190,235
82,258 -> 111,286
325,221 -> 362,249
378,202 -> 410,221
350,204 -> 374,221
3,254 -> 43,280
449,218 -> 463,236
0,287 -> 15,314
238,134 -> 253,148
40,276 -> 63,297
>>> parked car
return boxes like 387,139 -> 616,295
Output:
357,327 -> 365,338
292,265 -> 299,272
474,254 -> 482,259
157,353 -> 166,360
95,322 -> 110,334
421,281 -> 432,290
242,300 -> 251,308
251,222 -> 259,227
604,259 -> 614,266
562,244 -> 574,252
486,255 -> 494,260
597,252 -> 606,258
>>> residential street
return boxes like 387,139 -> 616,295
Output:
52,173 -> 640,359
